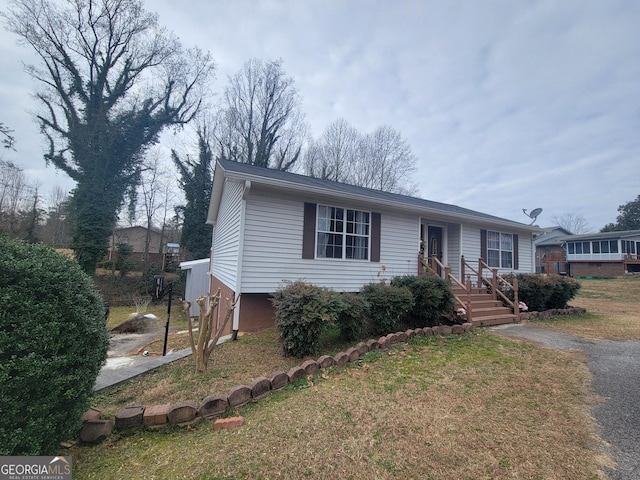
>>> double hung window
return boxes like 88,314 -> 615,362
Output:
316,205 -> 370,260
487,231 -> 513,268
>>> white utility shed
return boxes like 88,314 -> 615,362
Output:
179,258 -> 210,317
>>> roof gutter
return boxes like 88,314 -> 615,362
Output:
221,169 -> 541,233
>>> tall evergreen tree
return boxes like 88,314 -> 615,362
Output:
601,195 -> 640,232
173,130 -> 213,260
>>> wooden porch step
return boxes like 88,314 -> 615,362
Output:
452,287 -> 487,295
471,314 -> 519,327
451,285 -> 519,327
472,306 -> 514,317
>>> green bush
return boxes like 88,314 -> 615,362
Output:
392,275 -> 455,327
0,236 -> 109,455
359,283 -> 414,337
503,273 -> 581,311
271,281 -> 341,358
335,293 -> 368,342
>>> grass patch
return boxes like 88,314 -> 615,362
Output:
73,332 -> 609,479
74,276 -> 640,478
529,276 -> 640,340
93,327 -> 352,418
106,303 -> 188,332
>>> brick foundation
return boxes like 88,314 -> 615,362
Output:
209,276 -> 276,333
570,262 -> 625,278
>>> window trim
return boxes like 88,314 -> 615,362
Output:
481,229 -> 518,269
303,202 -> 381,262
315,204 -> 371,261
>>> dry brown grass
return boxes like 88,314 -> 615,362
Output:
94,329 -> 311,417
77,330 -> 611,479
72,276 -> 640,479
530,276 -> 640,340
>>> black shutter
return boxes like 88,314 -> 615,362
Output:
480,229 -> 487,261
302,203 -> 316,259
370,212 -> 381,262
513,234 -> 519,270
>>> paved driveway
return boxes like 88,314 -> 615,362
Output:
492,324 -> 640,480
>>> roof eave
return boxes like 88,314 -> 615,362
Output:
221,168 -> 540,233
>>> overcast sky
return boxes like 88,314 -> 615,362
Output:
1,0 -> 639,231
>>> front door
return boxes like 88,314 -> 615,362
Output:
427,226 -> 443,274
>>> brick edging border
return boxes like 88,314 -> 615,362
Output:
78,323 -> 475,444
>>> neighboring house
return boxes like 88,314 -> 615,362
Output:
533,226 -> 573,274
108,226 -> 183,270
206,159 -> 541,336
536,230 -> 640,278
109,226 -> 163,257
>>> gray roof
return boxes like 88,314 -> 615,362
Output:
535,229 -> 640,246
214,159 -> 539,231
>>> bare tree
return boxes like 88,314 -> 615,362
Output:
39,185 -> 72,248
552,213 -> 592,234
305,122 -> 418,195
0,123 -> 15,150
303,118 -> 360,182
4,0 -> 214,273
0,160 -> 30,235
215,58 -> 307,171
354,125 -> 417,195
137,150 -> 173,260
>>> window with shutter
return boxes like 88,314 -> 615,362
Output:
303,203 -> 380,262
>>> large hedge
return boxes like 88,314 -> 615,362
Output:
503,273 -> 581,311
0,237 -> 109,455
391,275 -> 455,327
360,283 -> 414,337
271,280 -> 342,358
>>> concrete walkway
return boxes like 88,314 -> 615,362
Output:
492,323 -> 640,480
94,347 -> 192,392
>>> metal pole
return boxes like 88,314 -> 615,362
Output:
162,283 -> 172,356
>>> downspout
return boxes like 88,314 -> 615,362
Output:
459,224 -> 464,280
530,232 -> 535,274
232,180 -> 251,339
209,220 -> 217,329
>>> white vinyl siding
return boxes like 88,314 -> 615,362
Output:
517,234 -> 534,273
461,224 -> 533,274
210,180 -> 244,290
446,223 -> 461,278
240,188 -> 419,293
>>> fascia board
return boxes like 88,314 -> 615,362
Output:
222,169 -> 541,233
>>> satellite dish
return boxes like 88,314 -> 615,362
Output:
522,208 -> 543,225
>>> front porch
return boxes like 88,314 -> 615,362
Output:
419,254 -> 520,327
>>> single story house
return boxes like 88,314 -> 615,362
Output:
533,226 -> 573,274
535,230 -> 640,277
107,226 -> 183,270
206,159 -> 541,335
108,226 -> 163,259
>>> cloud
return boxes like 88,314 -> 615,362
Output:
1,0 -> 638,230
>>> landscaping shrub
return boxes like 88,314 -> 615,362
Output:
335,292 -> 368,342
0,236 -> 109,455
359,283 -> 414,336
503,273 -> 581,311
271,281 -> 342,358
392,274 -> 455,327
